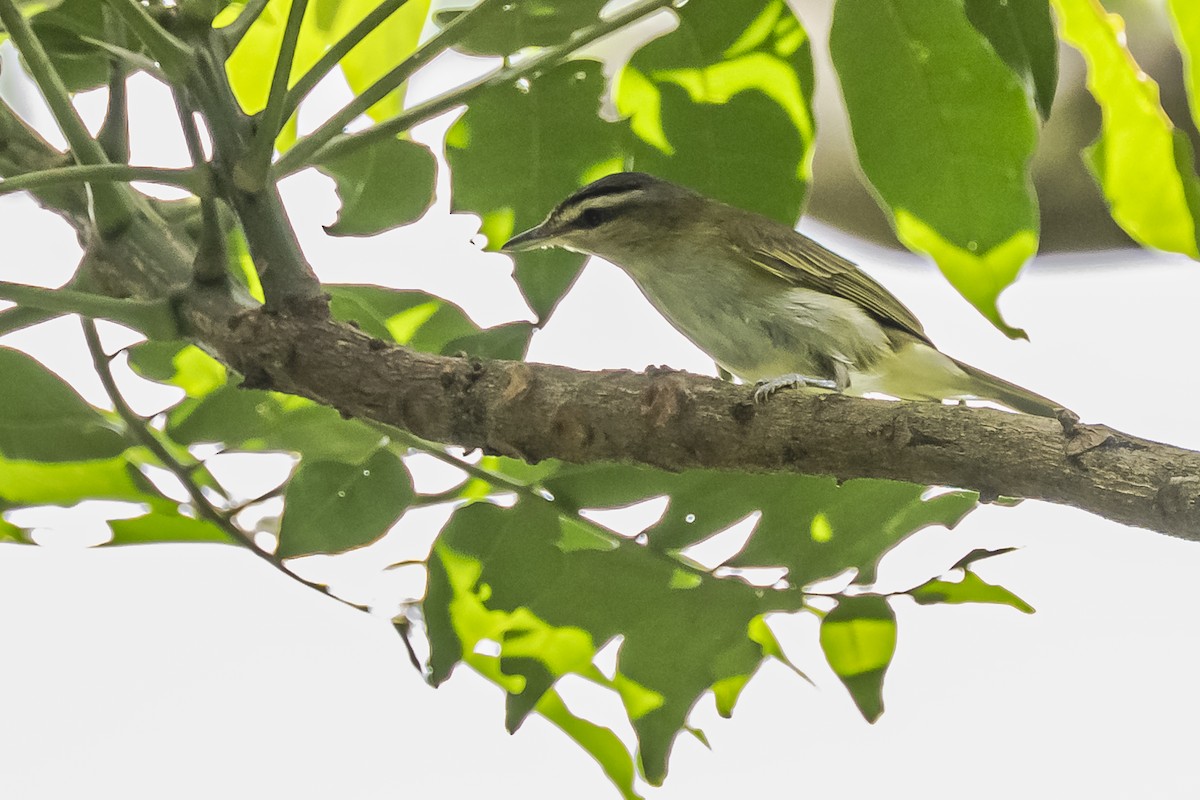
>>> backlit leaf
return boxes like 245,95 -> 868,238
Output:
1055,0 -> 1200,258
819,595 -> 896,722
830,0 -> 1040,336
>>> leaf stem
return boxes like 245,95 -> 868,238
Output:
81,318 -> 375,618
0,0 -> 138,233
278,0 -> 676,176
0,164 -> 202,197
103,0 -> 195,82
219,0 -> 271,51
274,0 -> 511,176
0,279 -> 179,337
244,0 -> 310,187
280,0 -> 413,125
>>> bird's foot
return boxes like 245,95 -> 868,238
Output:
753,373 -> 839,404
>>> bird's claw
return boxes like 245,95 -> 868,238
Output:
752,373 -> 839,404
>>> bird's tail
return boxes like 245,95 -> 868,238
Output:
950,357 -> 1062,418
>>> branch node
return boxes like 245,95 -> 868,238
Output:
641,373 -> 692,428
1155,476 -> 1200,529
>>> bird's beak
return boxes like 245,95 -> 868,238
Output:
501,221 -> 556,253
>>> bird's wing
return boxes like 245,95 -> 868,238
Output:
739,224 -> 931,343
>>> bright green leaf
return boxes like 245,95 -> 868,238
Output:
910,569 -> 1035,613
819,595 -> 896,722
0,347 -> 126,462
335,0 -> 430,121
536,689 -> 643,800
617,0 -> 815,224
276,448 -> 412,558
107,511 -> 235,545
0,456 -> 150,505
1170,0 -> 1200,133
315,137 -> 437,236
1053,0 -> 1200,258
830,0 -> 1040,336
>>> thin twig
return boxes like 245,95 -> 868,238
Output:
245,0 -> 310,185
277,0 -> 676,176
81,319 -> 374,618
0,0 -> 137,232
220,0 -> 272,51
280,0 -> 413,125
0,164 -> 202,197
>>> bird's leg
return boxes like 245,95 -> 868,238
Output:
752,359 -> 850,404
752,373 -> 839,403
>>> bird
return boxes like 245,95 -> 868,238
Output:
502,171 -> 1060,417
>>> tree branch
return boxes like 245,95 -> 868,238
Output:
172,303 -> 1200,541
5,77 -> 1198,543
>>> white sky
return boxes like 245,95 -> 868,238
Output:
1,8 -> 1199,799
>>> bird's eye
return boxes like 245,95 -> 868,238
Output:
579,208 -> 606,228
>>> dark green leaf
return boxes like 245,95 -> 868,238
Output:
315,137 -> 437,236
0,347 -> 125,462
950,546 -> 1019,571
433,0 -> 608,57
910,569 -> 1035,613
617,0 -> 815,224
819,595 -> 896,722
107,511 -> 235,545
425,499 -> 805,787
29,0 -> 110,92
446,60 -> 625,321
830,0 -> 1040,336
545,466 -> 978,587
277,448 -> 412,558
328,285 -> 533,359
963,0 -> 1058,119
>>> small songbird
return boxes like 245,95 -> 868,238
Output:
503,172 -> 1059,416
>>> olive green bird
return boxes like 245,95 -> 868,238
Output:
503,172 -> 1059,417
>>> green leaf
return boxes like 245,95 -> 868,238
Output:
0,347 -> 126,462
276,447 -> 412,558
315,137 -> 437,236
107,510 -> 235,545
0,0 -> 62,32
127,341 -> 227,399
1170,0 -> 1200,133
910,569 -> 1035,613
332,0 -> 430,121
432,0 -> 608,57
166,383 -> 384,463
28,0 -> 112,92
819,595 -> 896,722
0,517 -> 29,543
830,0 -> 1040,336
536,689 -> 643,800
545,466 -> 978,587
616,0 -> 815,224
446,60 -> 626,321
963,0 -> 1058,119
1055,0 -> 1200,258
0,456 -> 151,505
328,285 -> 533,360
425,499 -> 806,787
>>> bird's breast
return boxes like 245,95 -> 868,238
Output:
617,257 -> 892,382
